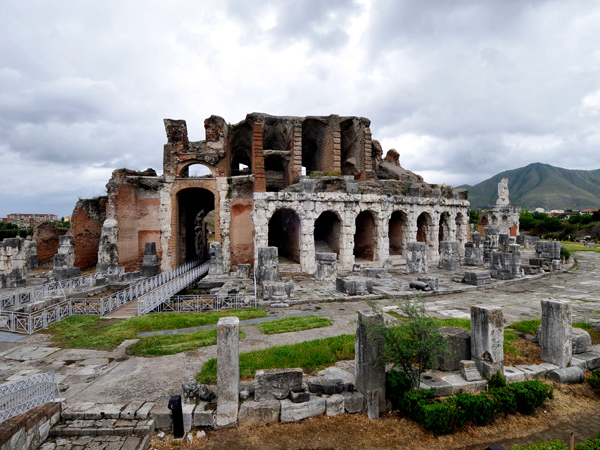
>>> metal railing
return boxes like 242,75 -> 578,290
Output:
0,372 -> 61,423
0,260 -> 205,334
0,266 -> 125,310
155,293 -> 256,313
137,261 -> 209,315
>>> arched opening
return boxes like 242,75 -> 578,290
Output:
177,188 -> 215,265
417,213 -> 430,243
179,163 -> 213,178
439,212 -> 451,244
314,211 -> 341,255
265,155 -> 286,192
302,119 -> 328,174
340,118 -> 362,176
229,122 -> 252,176
268,209 -> 301,263
354,211 -> 377,261
389,211 -> 407,255
478,215 -> 489,237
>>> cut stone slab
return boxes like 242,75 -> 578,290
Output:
463,271 -> 491,286
342,391 -> 364,414
471,306 -> 504,377
504,367 -> 526,382
336,276 -> 373,295
460,360 -> 482,382
572,328 -> 593,354
255,368 -> 303,401
326,394 -> 345,417
193,402 -> 215,428
570,356 -> 588,371
514,364 -> 550,380
280,396 -> 326,423
182,404 -> 194,432
420,373 -> 453,397
135,402 -> 155,419
441,374 -> 487,394
547,367 -> 585,384
120,401 -> 144,419
149,406 -> 172,430
417,276 -> 439,291
238,400 -> 280,427
570,352 -> 600,370
84,404 -> 124,419
435,327 -> 471,371
363,268 -> 391,279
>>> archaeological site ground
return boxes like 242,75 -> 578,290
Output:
2,113 -> 600,450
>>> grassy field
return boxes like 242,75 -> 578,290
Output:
197,334 -> 355,384
128,328 -> 246,356
561,241 -> 600,253
47,308 -> 266,350
257,315 -> 332,335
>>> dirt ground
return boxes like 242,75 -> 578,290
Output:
148,382 -> 600,450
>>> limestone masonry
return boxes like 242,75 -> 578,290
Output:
71,113 -> 471,274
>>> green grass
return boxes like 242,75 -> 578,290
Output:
433,317 -> 471,331
257,315 -> 332,335
504,329 -> 522,356
128,329 -> 246,356
197,334 -> 355,384
561,241 -> 600,253
47,308 -> 266,350
509,319 -> 541,335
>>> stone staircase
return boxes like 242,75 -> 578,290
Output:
44,418 -> 154,450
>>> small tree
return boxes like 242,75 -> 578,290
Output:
375,298 -> 448,390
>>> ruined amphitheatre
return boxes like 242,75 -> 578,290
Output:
1,113 -> 600,450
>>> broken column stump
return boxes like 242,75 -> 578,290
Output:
438,241 -> 461,271
406,242 -> 428,274
355,311 -> 385,417
471,306 -> 504,378
540,299 -> 572,368
216,317 -> 239,428
141,242 -> 159,277
315,253 -> 337,281
53,235 -> 81,281
256,247 -> 279,284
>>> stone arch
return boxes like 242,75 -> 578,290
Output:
178,162 -> 216,178
478,214 -> 489,237
175,187 -> 215,265
229,121 -> 252,175
439,211 -> 451,244
314,211 -> 342,255
389,210 -> 408,255
354,210 -> 377,261
417,212 -> 432,243
268,209 -> 301,263
301,119 -> 328,174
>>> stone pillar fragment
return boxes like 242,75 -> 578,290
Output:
216,317 -> 239,428
53,235 -> 81,281
256,246 -> 279,284
470,306 -> 504,378
208,242 -> 225,275
355,311 -> 385,417
315,253 -> 337,281
141,242 -> 159,277
24,237 -> 38,271
483,226 -> 499,262
540,300 -> 572,368
464,243 -> 484,266
406,242 -> 428,274
438,241 -> 461,270
0,237 -> 28,288
96,219 -> 119,273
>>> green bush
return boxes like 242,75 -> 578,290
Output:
587,369 -> 600,393
394,379 -> 553,436
386,370 -> 413,409
513,438 -> 568,450
488,372 -> 507,389
561,246 -> 571,261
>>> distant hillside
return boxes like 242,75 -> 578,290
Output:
460,163 -> 600,210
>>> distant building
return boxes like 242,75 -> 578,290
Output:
4,213 -> 58,228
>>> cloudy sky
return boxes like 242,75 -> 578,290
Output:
1,0 -> 600,218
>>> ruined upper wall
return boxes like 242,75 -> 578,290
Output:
162,113 -> 467,198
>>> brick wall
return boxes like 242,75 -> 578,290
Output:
0,402 -> 61,450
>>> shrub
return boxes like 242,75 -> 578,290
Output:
488,372 -> 507,389
587,369 -> 600,393
386,370 -> 412,409
397,389 -> 435,422
561,246 -> 571,261
421,400 -> 459,436
455,392 -> 496,426
509,380 -> 554,415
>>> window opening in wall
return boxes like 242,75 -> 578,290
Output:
268,209 -> 301,264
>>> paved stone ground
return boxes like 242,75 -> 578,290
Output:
1,252 -> 599,447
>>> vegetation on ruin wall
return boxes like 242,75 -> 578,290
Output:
129,328 -> 246,356
257,315 -> 332,335
520,210 -> 600,241
47,309 -> 266,350
0,225 -> 33,241
514,429 -> 600,450
197,334 -> 355,384
388,373 -> 553,437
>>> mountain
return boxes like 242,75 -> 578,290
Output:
460,163 -> 600,210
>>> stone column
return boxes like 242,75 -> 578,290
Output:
142,242 -> 159,277
406,242 -> 428,274
216,317 -> 239,428
438,241 -> 461,270
96,219 -> 119,273
315,253 -> 337,281
208,242 -> 225,275
470,306 -> 504,378
256,246 -> 279,284
355,311 -> 385,417
540,300 -> 572,368
53,235 -> 81,281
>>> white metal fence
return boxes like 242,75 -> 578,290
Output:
0,372 -> 61,423
137,262 -> 209,315
0,260 -> 206,334
154,293 -> 257,313
0,266 -> 125,310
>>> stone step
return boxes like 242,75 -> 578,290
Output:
49,418 -> 154,438
43,433 -> 151,450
